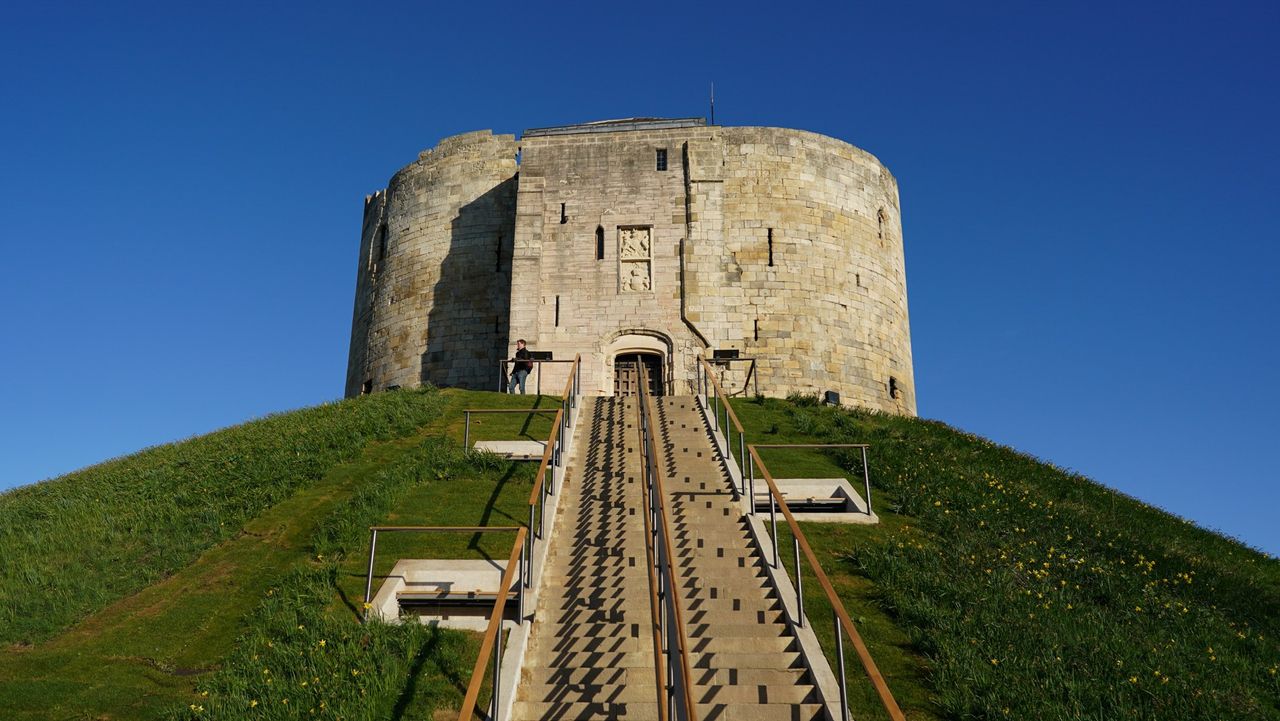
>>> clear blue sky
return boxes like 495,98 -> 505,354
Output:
2,1 -> 1276,554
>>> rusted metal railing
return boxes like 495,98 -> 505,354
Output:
747,445 -> 904,721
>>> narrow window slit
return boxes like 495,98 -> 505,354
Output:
560,203 -> 567,224
596,226 -> 605,260
554,295 -> 561,326
767,228 -> 774,266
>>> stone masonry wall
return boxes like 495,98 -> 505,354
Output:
344,130 -> 518,396
683,127 -> 916,414
507,127 -> 715,396
347,122 -> 915,415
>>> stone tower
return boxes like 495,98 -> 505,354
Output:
346,118 -> 916,415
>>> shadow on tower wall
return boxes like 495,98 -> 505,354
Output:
421,175 -> 517,389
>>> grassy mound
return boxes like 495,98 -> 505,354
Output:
0,389 -> 445,647
3,388 -> 1274,721
734,396 -> 1279,721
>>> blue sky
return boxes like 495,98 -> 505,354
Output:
1,1 -> 1276,553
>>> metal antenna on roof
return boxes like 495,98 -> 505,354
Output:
710,81 -> 716,125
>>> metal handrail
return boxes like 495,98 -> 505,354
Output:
747,445 -> 905,721
638,419 -> 672,721
498,357 -> 576,396
696,356 -> 747,478
458,526 -> 530,721
638,363 -> 698,721
707,356 -> 760,397
526,408 -> 563,541
522,355 -> 581,601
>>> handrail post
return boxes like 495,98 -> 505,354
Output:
793,536 -> 804,628
835,616 -> 849,721
862,446 -> 873,516
363,528 -> 378,621
749,454 -> 756,515
518,545 -> 525,622
770,493 -> 779,568
738,432 -> 745,485
491,622 -> 502,719
524,524 -> 532,588
463,411 -> 470,450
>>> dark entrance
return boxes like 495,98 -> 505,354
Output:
614,353 -> 664,397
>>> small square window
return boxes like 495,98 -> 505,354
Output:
655,148 -> 668,171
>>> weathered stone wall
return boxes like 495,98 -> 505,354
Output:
684,127 -> 916,414
507,126 -> 715,397
344,130 -> 518,397
346,121 -> 915,415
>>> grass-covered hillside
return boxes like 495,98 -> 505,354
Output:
735,396 -> 1279,721
0,388 -> 1275,720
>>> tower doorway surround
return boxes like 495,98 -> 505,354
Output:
602,329 -> 674,397
614,352 -> 664,397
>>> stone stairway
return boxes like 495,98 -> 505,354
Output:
655,397 -> 826,721
512,397 -> 661,721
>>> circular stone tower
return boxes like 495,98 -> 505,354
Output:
346,120 -> 915,415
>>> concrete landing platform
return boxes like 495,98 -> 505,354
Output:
473,440 -> 546,460
369,558 -> 516,629
754,477 -> 879,524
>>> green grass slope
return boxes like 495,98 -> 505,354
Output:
1,389 -> 1275,721
0,389 -> 445,647
733,396 -> 1279,721
0,387 -> 555,719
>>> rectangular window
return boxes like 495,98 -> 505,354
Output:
767,228 -> 774,266
655,148 -> 668,171
554,295 -> 560,327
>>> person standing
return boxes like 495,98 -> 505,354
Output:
508,339 -> 533,394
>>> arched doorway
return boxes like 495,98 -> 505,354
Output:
614,352 -> 664,397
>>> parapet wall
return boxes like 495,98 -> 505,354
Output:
345,130 -> 518,396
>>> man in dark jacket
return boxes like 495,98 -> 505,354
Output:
508,339 -> 533,394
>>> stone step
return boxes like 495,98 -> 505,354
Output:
688,635 -> 797,654
520,650 -> 658,670
549,566 -> 650,579
517,682 -> 659,704
510,700 -> 661,721
524,666 -> 651,686
688,667 -> 811,687
690,650 -> 804,669
693,702 -> 826,721
683,596 -> 782,613
685,622 -> 789,638
527,634 -> 646,654
677,581 -> 773,600
685,607 -> 787,626
693,683 -> 821,705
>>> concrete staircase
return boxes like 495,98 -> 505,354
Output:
512,397 -> 661,720
655,397 -> 825,721
511,395 -> 826,721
